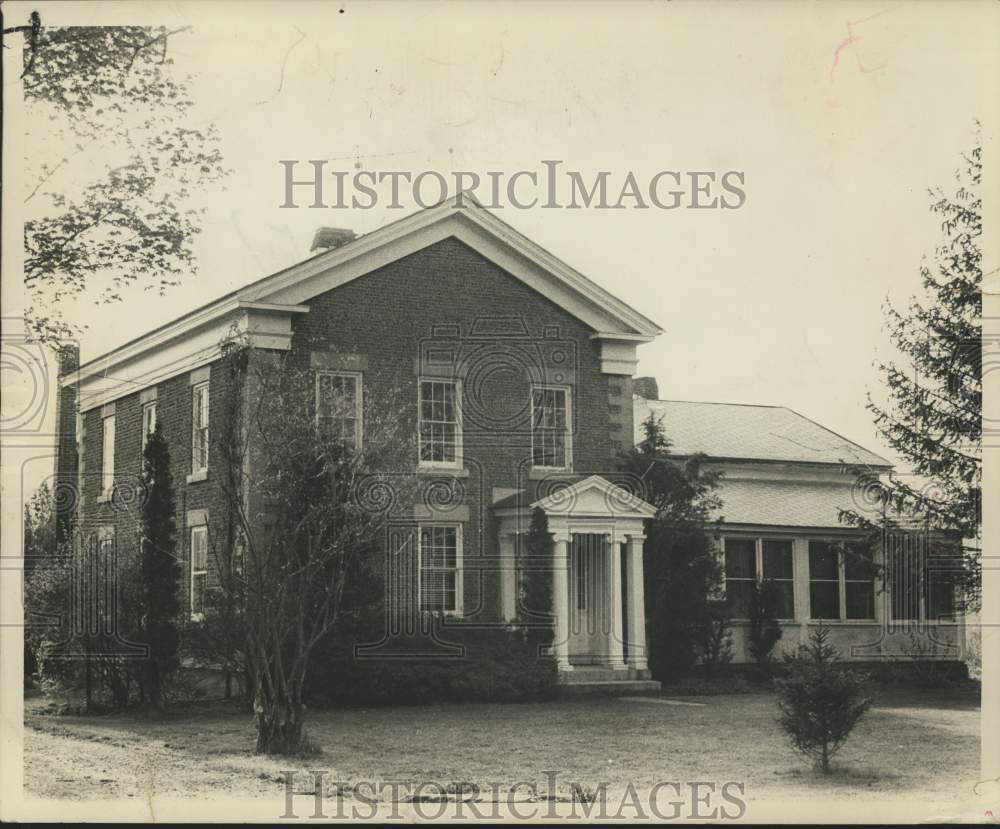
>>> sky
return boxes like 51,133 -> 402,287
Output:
9,0 -> 1000,483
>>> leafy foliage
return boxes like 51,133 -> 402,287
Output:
698,598 -> 734,677
841,134 -> 981,607
136,422 -> 182,710
4,17 -> 228,343
747,579 -> 783,672
619,415 -> 722,681
775,625 -> 873,773
212,341 -> 417,755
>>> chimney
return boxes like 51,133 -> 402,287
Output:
53,344 -> 80,546
311,227 -> 356,252
633,376 -> 659,401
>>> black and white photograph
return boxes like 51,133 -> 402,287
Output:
1,0 -> 997,822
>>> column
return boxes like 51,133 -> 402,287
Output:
551,530 -> 573,672
625,533 -> 648,672
607,531 -> 627,670
499,532 -> 517,622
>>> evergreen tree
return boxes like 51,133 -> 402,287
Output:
619,415 -> 722,680
519,507 -> 555,651
138,421 -> 181,711
843,135 -> 981,606
775,625 -> 873,773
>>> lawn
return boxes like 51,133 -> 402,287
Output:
21,684 -> 983,820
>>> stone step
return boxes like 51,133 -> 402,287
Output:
557,679 -> 662,696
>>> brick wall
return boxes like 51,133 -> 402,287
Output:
68,235 -> 635,627
76,359 -> 236,619
288,236 -> 629,621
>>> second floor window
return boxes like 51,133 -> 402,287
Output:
101,413 -> 116,496
142,401 -> 157,455
531,385 -> 572,470
419,379 -> 461,467
191,382 -> 209,473
316,371 -> 362,451
190,525 -> 208,620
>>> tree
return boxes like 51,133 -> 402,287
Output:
136,422 -> 181,711
775,625 -> 873,773
23,484 -> 59,681
517,507 -> 555,652
3,16 -> 227,344
213,341 -> 417,755
747,579 -> 782,673
842,134 -> 981,608
619,415 -> 722,680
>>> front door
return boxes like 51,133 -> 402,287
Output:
568,534 -> 609,664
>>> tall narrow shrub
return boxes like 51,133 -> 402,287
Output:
138,421 -> 181,711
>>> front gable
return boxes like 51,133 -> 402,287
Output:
63,197 -> 661,410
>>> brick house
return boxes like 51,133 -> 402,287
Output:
54,196 -> 963,689
55,196 -> 663,691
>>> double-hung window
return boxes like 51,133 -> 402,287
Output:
418,525 -> 461,614
530,385 -> 572,470
316,371 -> 363,451
191,381 -> 210,475
190,525 -> 209,620
101,413 -> 116,497
723,537 -> 795,620
141,401 -> 157,455
808,540 -> 876,621
418,379 -> 461,467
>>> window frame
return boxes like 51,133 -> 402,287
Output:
807,539 -> 877,622
529,383 -> 574,472
417,378 -> 464,470
191,381 -> 210,475
141,400 -> 157,457
315,370 -> 364,451
722,536 -> 797,622
190,524 -> 209,621
416,523 -> 463,616
101,413 -> 116,498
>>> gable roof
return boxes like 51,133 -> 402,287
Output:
633,397 -> 892,469
64,194 -> 662,392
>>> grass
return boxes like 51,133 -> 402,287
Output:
22,684 -> 980,810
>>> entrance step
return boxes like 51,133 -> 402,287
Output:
557,679 -> 662,696
560,666 -> 652,683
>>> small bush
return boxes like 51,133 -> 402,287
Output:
748,580 -> 782,673
775,624 -> 873,773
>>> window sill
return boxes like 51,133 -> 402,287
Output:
186,469 -> 209,484
96,490 -> 113,504
528,467 -> 573,479
416,465 -> 469,477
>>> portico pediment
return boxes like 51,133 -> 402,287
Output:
530,474 -> 656,520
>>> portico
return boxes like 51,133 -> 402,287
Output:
495,475 -> 657,682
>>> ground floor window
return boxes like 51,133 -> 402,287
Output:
807,540 -> 876,621
885,533 -> 959,622
418,524 -> 461,614
722,537 -> 794,620
190,525 -> 209,620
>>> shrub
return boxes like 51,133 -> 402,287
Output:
775,625 -> 873,773
304,622 -> 558,707
747,579 -> 782,673
698,598 -> 733,677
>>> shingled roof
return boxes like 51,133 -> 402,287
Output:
633,398 -> 892,469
